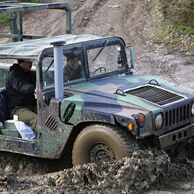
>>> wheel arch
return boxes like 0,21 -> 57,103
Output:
60,120 -> 136,167
61,121 -> 114,155
71,123 -> 140,166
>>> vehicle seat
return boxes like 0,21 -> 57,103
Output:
0,88 -> 9,123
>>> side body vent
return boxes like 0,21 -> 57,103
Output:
45,115 -> 58,131
126,85 -> 184,106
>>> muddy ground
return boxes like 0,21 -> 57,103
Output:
0,0 -> 194,193
0,144 -> 194,194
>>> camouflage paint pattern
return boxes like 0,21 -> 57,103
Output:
60,74 -> 194,139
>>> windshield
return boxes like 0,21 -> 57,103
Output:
40,37 -> 128,89
87,44 -> 126,77
41,54 -> 84,88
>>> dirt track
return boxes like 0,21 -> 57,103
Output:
0,0 -> 194,193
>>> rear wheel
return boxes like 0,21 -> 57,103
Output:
72,124 -> 139,166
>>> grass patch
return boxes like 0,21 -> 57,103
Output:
0,13 -> 9,25
146,0 -> 174,44
176,24 -> 194,39
147,0 -> 194,45
160,0 -> 194,36
0,0 -> 39,25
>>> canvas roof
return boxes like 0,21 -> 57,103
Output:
0,34 -> 101,61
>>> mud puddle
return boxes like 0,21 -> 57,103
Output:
0,141 -> 193,193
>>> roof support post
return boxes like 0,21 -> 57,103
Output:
18,11 -> 23,41
64,5 -> 72,34
8,11 -> 19,42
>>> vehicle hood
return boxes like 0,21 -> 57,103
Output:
64,74 -> 194,115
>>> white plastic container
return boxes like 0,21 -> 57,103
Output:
13,115 -> 36,141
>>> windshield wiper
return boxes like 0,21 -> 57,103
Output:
92,40 -> 108,62
45,59 -> 54,72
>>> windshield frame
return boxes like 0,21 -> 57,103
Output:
84,38 -> 129,80
38,36 -> 129,91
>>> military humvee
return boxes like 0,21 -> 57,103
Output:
0,2 -> 194,167
0,34 -> 194,166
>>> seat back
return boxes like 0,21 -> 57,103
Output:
0,88 -> 9,122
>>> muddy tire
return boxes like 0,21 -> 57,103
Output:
72,124 -> 139,166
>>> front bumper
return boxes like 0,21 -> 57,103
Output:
159,124 -> 194,148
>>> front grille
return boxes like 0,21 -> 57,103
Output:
165,103 -> 191,129
126,85 -> 184,106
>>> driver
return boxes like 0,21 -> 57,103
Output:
64,53 -> 82,82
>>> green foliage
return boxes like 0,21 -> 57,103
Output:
148,0 -> 194,44
176,24 -> 194,39
147,0 -> 173,44
0,12 -> 9,25
151,0 -> 165,12
0,0 -> 39,26
160,0 -> 194,30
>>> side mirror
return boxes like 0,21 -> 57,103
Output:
129,47 -> 135,69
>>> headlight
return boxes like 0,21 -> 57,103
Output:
155,113 -> 163,130
192,103 -> 194,116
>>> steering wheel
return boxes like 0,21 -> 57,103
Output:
93,66 -> 106,74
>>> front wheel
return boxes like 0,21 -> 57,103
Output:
72,124 -> 139,166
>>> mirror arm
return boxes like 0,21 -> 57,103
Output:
129,47 -> 135,68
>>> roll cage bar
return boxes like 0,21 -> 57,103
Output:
0,1 -> 72,42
